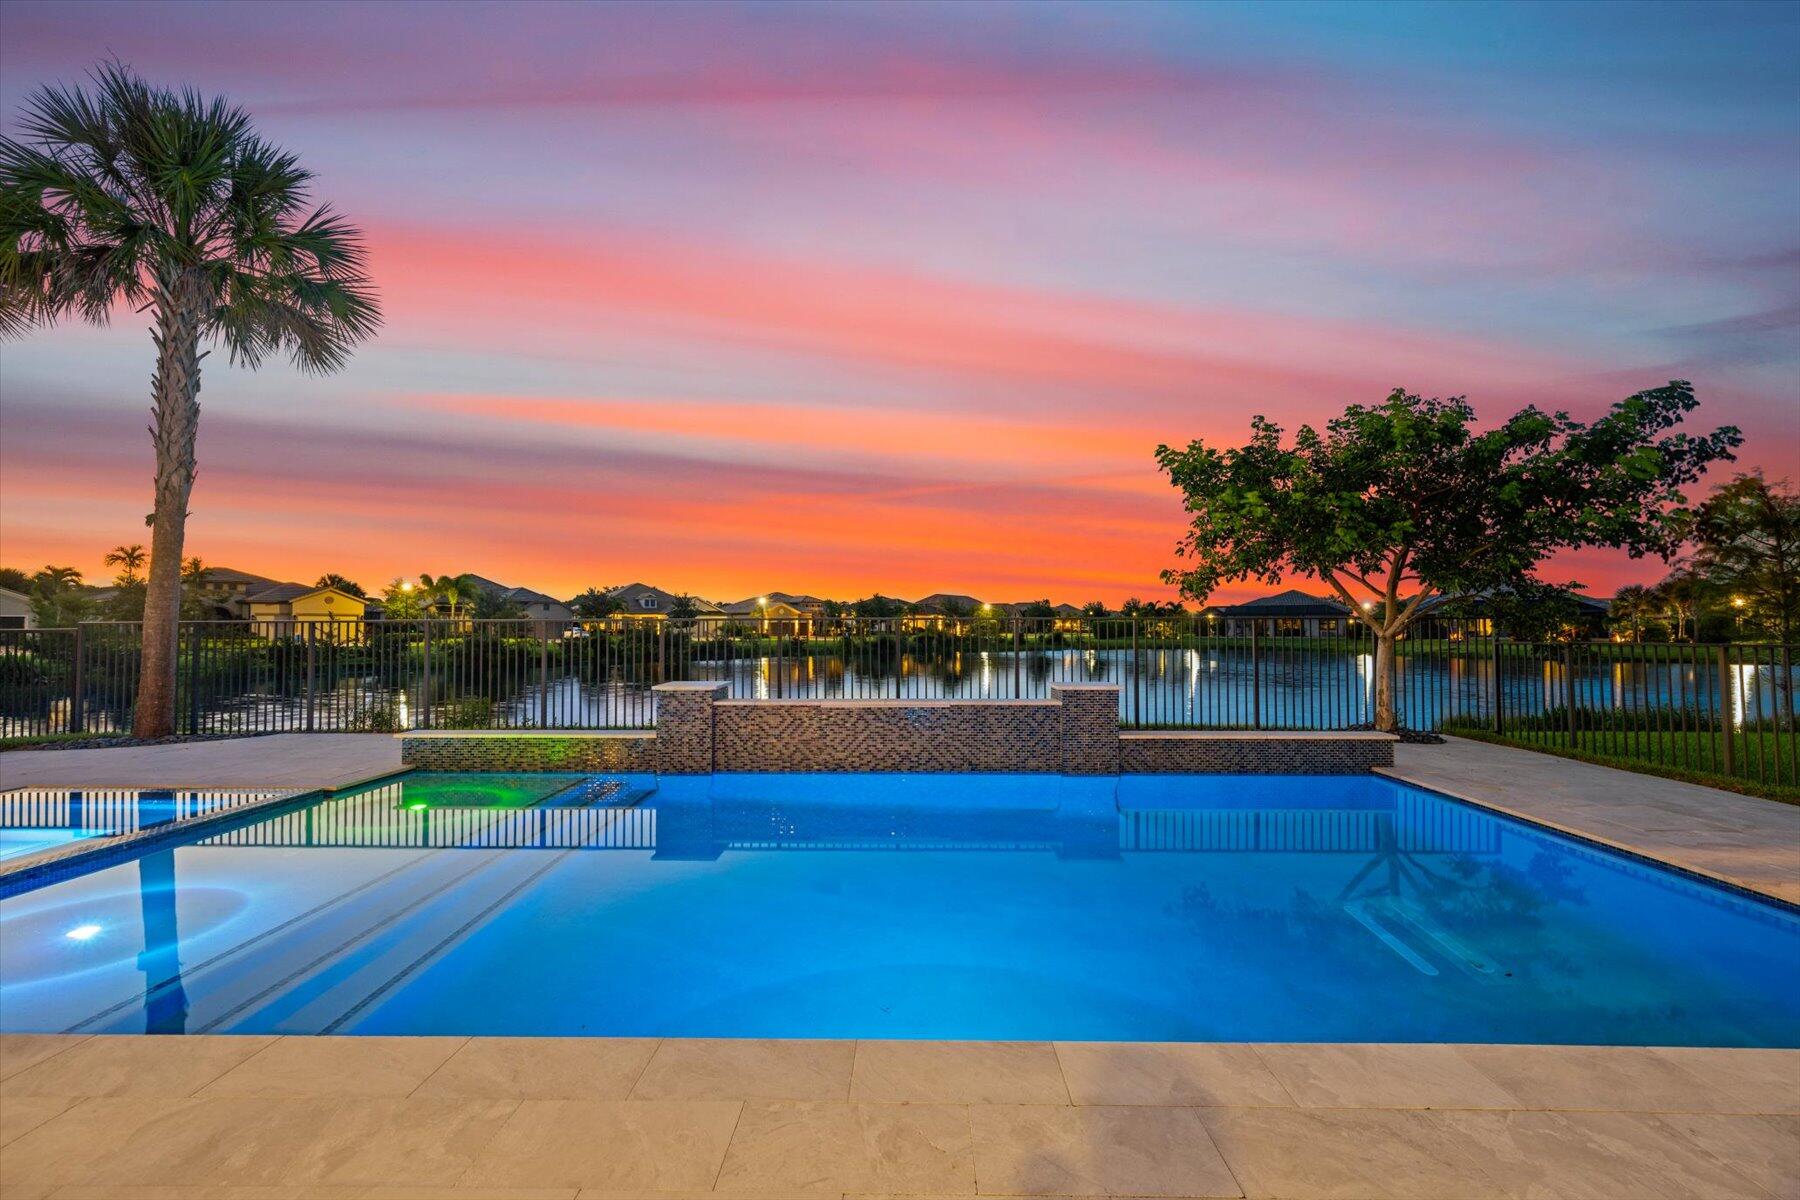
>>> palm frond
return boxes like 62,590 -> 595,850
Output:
0,60 -> 379,365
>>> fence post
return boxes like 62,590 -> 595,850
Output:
1718,644 -> 1736,778
1490,632 -> 1502,735
1563,642 -> 1577,749
1013,618 -> 1022,698
420,620 -> 432,730
1250,618 -> 1262,730
304,622 -> 316,732
1130,618 -> 1142,727
186,621 -> 201,735
69,624 -> 85,734
538,620 -> 550,728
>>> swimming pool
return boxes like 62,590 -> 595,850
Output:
1,772 -> 1795,1044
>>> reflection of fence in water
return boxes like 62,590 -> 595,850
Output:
1119,792 -> 1503,855
197,783 -> 657,851
0,788 -> 284,835
168,783 -> 1506,858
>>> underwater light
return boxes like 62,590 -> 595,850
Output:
407,802 -> 429,811
64,924 -> 102,942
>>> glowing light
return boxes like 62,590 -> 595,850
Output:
400,581 -> 414,592
64,924 -> 102,942
1731,596 -> 1746,608
407,801 -> 429,811
1361,600 -> 1376,611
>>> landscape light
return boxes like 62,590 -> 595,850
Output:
64,924 -> 102,941
1732,596 -> 1746,608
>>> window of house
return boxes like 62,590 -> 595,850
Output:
639,597 -> 656,609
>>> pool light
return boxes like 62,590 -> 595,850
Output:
64,924 -> 102,942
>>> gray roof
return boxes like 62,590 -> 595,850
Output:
1209,590 -> 1350,618
245,582 -> 340,604
201,567 -> 277,586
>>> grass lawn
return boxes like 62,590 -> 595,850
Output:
1445,726 -> 1800,805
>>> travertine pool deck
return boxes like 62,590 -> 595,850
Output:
1,1034 -> 1795,1198
2,736 -> 1796,1196
0,733 -> 403,792
1385,736 -> 1800,905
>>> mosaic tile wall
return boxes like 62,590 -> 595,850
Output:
712,700 -> 1062,773
1120,733 -> 1395,774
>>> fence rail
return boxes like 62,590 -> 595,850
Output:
2,617 -> 1794,788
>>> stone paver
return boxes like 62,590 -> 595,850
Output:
0,732 -> 402,791
1385,736 -> 1800,903
4,1035 -> 1794,1197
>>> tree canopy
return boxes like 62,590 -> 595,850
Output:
1156,382 -> 1740,630
1156,381 -> 1741,728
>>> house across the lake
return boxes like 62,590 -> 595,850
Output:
721,593 -> 826,635
0,586 -> 34,629
462,575 -> 577,623
244,583 -> 368,626
1200,590 -> 1351,637
606,583 -> 722,620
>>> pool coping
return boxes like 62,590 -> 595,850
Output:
1378,761 -> 1799,910
0,765 -> 414,896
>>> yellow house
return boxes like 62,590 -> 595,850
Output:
244,583 -> 367,628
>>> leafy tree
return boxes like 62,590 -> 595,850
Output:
939,598 -> 974,622
380,578 -> 424,620
1017,599 -> 1056,619
1691,471 -> 1798,642
29,565 -> 90,626
179,556 -> 215,619
0,566 -> 31,593
851,594 -> 906,619
1119,597 -> 1148,619
1081,601 -> 1110,619
570,587 -> 624,618
0,64 -> 380,735
471,588 -> 525,620
314,573 -> 365,598
668,593 -> 700,619
1609,584 -> 1657,643
105,543 -> 147,584
104,579 -> 147,621
1156,382 -> 1739,729
1651,569 -> 1712,643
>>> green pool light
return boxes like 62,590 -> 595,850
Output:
406,801 -> 429,811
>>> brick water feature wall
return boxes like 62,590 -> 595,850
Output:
399,684 -> 1395,774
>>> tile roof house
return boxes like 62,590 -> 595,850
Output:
606,583 -> 722,619
195,566 -> 280,618
462,575 -> 576,622
244,583 -> 368,626
1201,589 -> 1352,636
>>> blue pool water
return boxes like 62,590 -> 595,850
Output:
1,772 -> 1795,1044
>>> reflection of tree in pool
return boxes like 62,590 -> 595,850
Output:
1165,819 -> 1589,986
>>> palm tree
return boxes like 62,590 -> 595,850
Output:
104,543 -> 147,584
0,64 -> 380,736
419,573 -> 480,622
1609,584 -> 1654,642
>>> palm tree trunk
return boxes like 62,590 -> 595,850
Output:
133,276 -> 205,738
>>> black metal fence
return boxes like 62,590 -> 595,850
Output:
2,617 -> 1794,787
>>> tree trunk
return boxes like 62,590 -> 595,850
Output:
133,276 -> 205,738
1373,632 -> 1399,732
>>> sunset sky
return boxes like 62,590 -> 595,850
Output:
1,0 -> 1795,605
